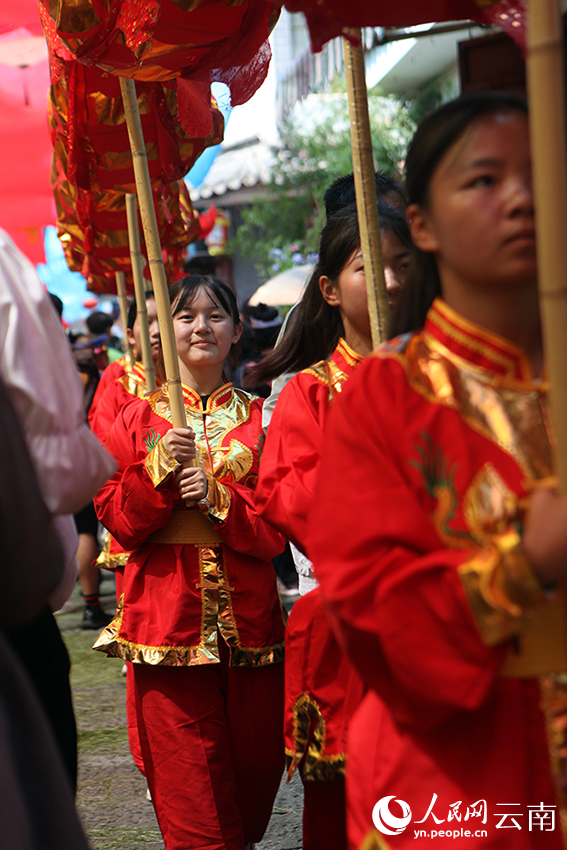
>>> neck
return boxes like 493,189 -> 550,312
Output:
441,279 -> 543,376
178,360 -> 226,396
341,320 -> 373,357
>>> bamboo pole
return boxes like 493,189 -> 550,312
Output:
343,32 -> 389,347
119,76 -> 189,434
500,0 -> 567,679
125,193 -> 156,392
527,0 -> 567,493
114,271 -> 135,368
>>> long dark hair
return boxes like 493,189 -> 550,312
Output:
389,91 -> 528,338
246,204 -> 360,386
169,274 -> 242,365
247,202 -> 411,386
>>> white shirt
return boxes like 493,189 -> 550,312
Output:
0,229 -> 116,609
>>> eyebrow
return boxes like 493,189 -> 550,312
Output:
464,157 -> 505,170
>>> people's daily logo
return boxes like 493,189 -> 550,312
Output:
372,793 -> 556,839
372,796 -> 412,835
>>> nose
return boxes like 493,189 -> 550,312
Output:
149,318 -> 160,342
507,172 -> 534,217
384,266 -> 402,296
193,313 -> 210,333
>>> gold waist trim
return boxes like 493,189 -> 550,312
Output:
148,509 -> 221,546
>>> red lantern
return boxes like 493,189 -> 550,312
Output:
48,58 -> 223,292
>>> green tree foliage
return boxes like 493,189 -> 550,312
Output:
229,92 -> 416,280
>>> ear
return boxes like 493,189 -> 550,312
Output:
232,321 -> 243,345
126,328 -> 136,348
319,275 -> 340,307
406,203 -> 439,254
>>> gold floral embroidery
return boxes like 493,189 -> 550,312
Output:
147,384 -> 255,486
405,333 -> 553,482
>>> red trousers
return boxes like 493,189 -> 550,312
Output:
303,778 -> 348,850
125,663 -> 145,774
114,568 -> 146,777
132,643 -> 284,850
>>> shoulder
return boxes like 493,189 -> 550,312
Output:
332,336 -> 415,415
301,358 -> 331,385
104,358 -> 128,381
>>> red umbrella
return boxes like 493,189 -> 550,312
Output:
283,0 -> 525,51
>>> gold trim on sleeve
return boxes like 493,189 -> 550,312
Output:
287,692 -> 346,782
144,438 -> 179,487
205,474 -> 231,521
95,529 -> 129,571
459,530 -> 546,646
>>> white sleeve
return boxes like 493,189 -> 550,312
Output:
0,230 -> 115,514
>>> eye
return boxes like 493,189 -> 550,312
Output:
470,174 -> 496,188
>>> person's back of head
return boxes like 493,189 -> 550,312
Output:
323,172 -> 406,218
48,292 -> 64,320
248,303 -> 283,352
86,311 -> 113,336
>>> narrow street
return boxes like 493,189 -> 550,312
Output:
56,572 -> 303,850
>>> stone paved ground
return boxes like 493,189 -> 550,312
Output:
56,573 -> 303,850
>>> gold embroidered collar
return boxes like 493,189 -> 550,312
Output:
425,299 -> 534,382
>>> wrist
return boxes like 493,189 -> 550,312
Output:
198,478 -> 210,513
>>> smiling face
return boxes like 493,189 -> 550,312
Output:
408,111 -> 536,299
172,286 -> 242,384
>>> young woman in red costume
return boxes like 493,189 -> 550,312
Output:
93,274 -> 286,850
308,92 -> 567,849
254,202 -> 411,850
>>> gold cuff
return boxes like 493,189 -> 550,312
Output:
459,530 -> 546,646
204,474 -> 231,522
144,439 -> 179,488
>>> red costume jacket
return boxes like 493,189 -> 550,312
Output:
257,338 -> 366,781
308,299 -> 564,849
257,337 -> 363,556
91,360 -> 153,573
94,382 -> 286,668
90,360 -> 148,446
88,352 -> 133,428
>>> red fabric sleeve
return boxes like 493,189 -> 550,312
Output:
308,356 -> 506,732
95,396 -> 284,561
94,402 -> 178,551
256,374 -> 329,555
214,480 -> 285,563
88,359 -> 125,428
89,380 -> 134,445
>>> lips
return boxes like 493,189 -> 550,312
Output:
505,229 -> 536,245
